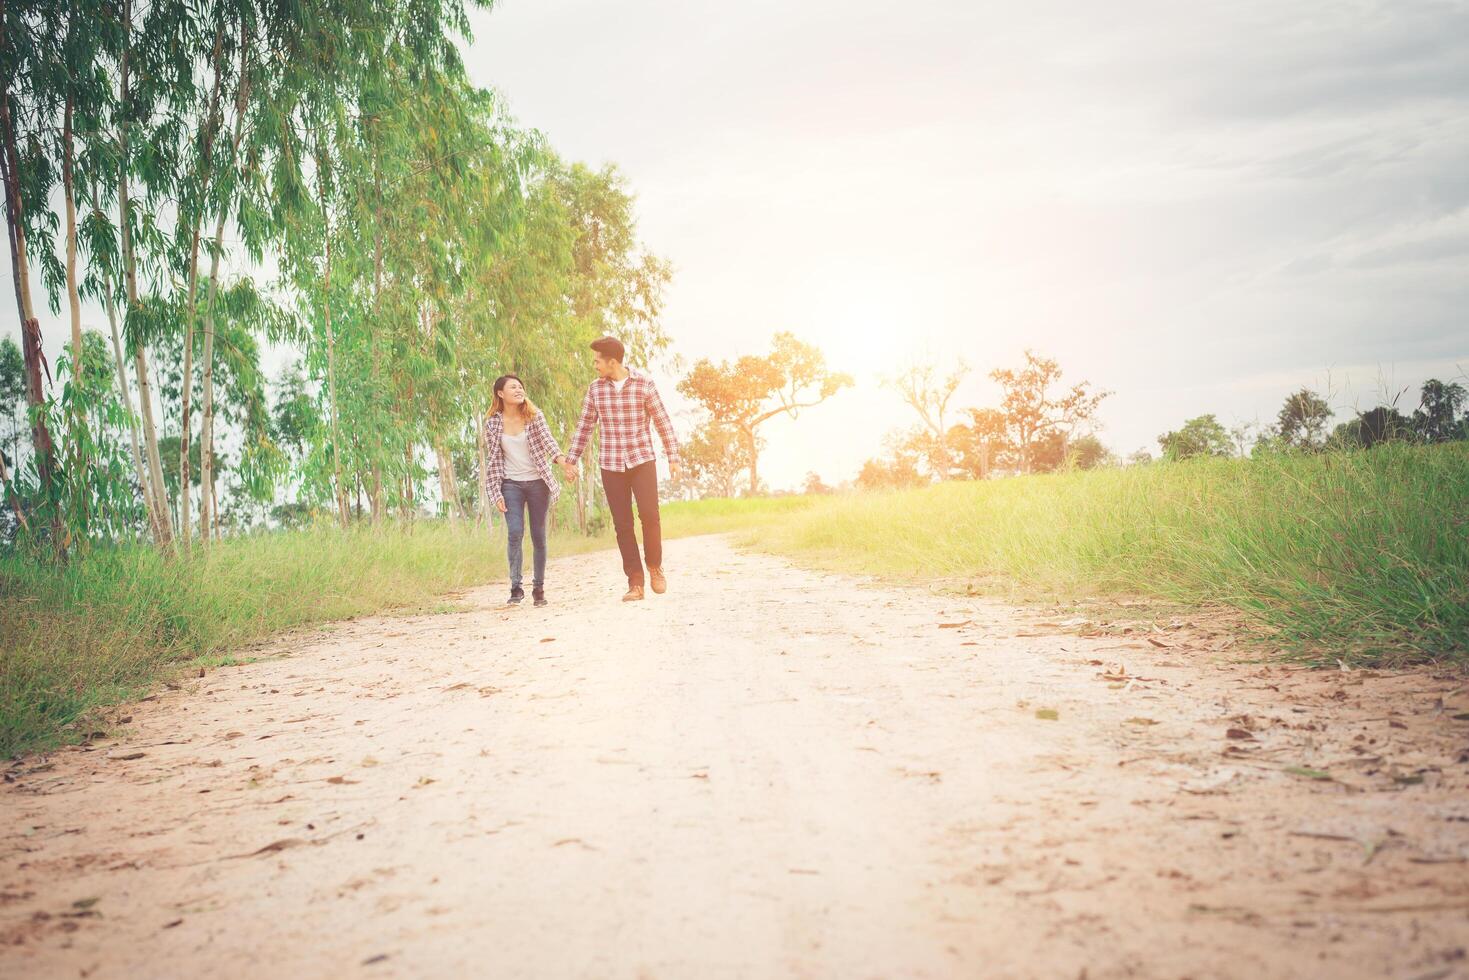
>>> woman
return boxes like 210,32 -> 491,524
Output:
484,374 -> 569,606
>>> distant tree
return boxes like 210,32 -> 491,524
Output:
269,365 -> 319,467
682,420 -> 754,499
856,453 -> 924,491
1333,406 -> 1414,449
802,471 -> 832,495
1126,448 -> 1153,466
948,407 -> 1009,479
990,351 -> 1110,474
1158,414 -> 1234,461
1276,388 -> 1333,450
0,337 -> 24,468
1068,434 -> 1112,470
1228,421 -> 1256,458
885,360 -> 968,479
1028,430 -> 1070,473
678,332 -> 852,496
1412,379 -> 1468,443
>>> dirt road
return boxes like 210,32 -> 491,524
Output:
3,536 -> 1467,978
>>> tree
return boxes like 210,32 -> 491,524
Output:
1068,434 -> 1112,470
1276,388 -> 1333,451
802,471 -> 832,495
948,406 -> 1009,479
856,453 -> 924,491
678,332 -> 852,496
682,421 -> 753,499
990,351 -> 1110,474
1158,414 -> 1233,461
1333,406 -> 1413,449
1412,379 -> 1468,443
0,1 -> 64,546
885,360 -> 967,479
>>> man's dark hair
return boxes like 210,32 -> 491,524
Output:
590,336 -> 625,363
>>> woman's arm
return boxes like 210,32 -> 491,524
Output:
483,413 -> 507,506
533,412 -> 568,465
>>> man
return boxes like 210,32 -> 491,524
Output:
562,336 -> 683,601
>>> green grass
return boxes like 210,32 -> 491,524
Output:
742,443 -> 1469,664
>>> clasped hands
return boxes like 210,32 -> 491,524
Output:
555,457 -> 683,482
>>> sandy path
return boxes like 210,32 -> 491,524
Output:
2,535 -> 1467,979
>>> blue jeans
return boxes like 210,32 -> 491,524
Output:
503,479 -> 550,592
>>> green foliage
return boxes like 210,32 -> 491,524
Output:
1276,388 -> 1334,450
1158,413 -> 1234,461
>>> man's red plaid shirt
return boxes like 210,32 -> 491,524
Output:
565,370 -> 681,472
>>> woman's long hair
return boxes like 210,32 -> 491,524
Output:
490,373 -> 541,421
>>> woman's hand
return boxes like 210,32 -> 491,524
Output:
495,498 -> 507,513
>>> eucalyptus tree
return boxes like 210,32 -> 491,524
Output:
0,0 -> 64,542
112,0 -> 191,547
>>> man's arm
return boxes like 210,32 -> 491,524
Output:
645,379 -> 681,465
564,386 -> 598,465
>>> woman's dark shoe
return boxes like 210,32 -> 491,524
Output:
508,587 -> 525,606
532,588 -> 547,607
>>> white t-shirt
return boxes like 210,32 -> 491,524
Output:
501,431 -> 539,481
610,375 -> 629,392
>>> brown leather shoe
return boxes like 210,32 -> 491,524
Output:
648,567 -> 667,594
622,584 -> 645,602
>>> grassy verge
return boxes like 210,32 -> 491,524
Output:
741,443 -> 1469,665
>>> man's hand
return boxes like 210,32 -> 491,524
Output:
669,460 -> 684,482
495,498 -> 507,514
560,458 -> 579,482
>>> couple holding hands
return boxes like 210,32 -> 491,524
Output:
483,336 -> 682,606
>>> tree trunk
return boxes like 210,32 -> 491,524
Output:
116,0 -> 172,548
101,273 -> 151,530
178,28 -> 224,554
318,156 -> 349,528
434,442 -> 459,522
745,426 -> 760,497
575,459 -> 586,534
400,443 -> 414,522
61,93 -> 90,537
198,22 -> 247,546
369,153 -> 385,524
179,216 -> 201,551
62,97 -> 83,402
197,209 -> 226,544
1,72 -> 63,547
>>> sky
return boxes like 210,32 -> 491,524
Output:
463,0 -> 1469,487
5,0 -> 1467,492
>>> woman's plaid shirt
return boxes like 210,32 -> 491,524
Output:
565,371 -> 681,473
482,410 -> 565,507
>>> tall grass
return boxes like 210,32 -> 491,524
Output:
745,444 -> 1469,663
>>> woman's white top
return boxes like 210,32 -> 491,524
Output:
501,431 -> 539,481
